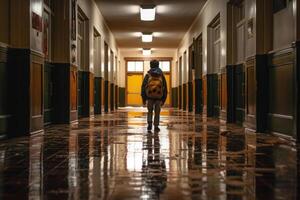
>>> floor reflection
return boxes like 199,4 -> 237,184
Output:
0,107 -> 298,199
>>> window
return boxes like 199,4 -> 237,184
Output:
159,61 -> 170,72
127,61 -> 144,72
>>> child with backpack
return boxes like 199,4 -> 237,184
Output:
141,60 -> 168,132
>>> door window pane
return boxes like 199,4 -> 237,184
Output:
159,61 -> 170,72
127,61 -> 144,72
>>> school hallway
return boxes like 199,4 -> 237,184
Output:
1,0 -> 300,199
0,107 -> 298,199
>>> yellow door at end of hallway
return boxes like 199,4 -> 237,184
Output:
165,74 -> 171,106
127,74 -> 143,106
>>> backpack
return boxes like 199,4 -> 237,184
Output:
145,73 -> 164,99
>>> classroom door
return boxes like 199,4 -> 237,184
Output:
127,74 -> 143,106
164,74 -> 171,106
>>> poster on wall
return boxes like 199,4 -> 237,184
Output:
31,0 -> 43,52
32,12 -> 43,32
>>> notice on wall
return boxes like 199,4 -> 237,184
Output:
31,0 -> 43,52
32,12 -> 43,32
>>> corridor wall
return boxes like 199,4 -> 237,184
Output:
175,0 -> 300,141
0,0 -> 119,138
78,0 -> 119,114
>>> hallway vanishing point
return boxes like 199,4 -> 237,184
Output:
0,108 -> 298,200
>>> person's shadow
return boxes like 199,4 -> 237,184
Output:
142,131 -> 167,198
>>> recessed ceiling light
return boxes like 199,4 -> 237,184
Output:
142,33 -> 153,43
142,48 -> 151,56
140,5 -> 156,21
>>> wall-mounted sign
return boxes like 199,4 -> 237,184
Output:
32,12 -> 43,32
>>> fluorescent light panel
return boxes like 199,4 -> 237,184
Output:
142,49 -> 151,56
140,5 -> 156,21
142,33 -> 153,42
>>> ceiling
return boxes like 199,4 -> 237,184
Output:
95,0 -> 207,49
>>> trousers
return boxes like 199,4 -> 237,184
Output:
147,99 -> 161,127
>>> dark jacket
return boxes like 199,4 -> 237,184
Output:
141,67 -> 168,104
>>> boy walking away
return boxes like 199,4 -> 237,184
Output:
141,60 -> 168,132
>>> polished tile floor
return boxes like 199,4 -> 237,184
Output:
0,107 -> 299,200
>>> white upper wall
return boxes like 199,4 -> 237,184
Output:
176,0 -> 259,80
78,0 -> 118,77
177,0 -> 227,79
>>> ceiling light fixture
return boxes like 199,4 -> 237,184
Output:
142,48 -> 151,56
140,5 -> 156,21
142,33 -> 153,42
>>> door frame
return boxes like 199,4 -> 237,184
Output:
125,57 -> 173,107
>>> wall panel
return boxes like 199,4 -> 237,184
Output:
0,45 -> 9,138
268,48 -> 295,137
94,77 -> 102,114
203,76 -> 207,108
235,64 -> 245,124
245,58 -> 256,129
220,72 -> 227,120
30,55 -> 44,132
90,73 -> 94,115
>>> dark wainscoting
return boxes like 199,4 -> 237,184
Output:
52,63 -> 78,124
110,83 -> 115,112
104,80 -> 109,112
89,73 -> 94,116
256,54 -> 269,133
226,65 -> 236,123
172,87 -> 178,108
226,64 -> 245,125
44,63 -> 54,125
183,83 -> 187,111
235,64 -> 245,125
207,74 -> 219,117
94,77 -> 102,114
188,81 -> 193,112
245,57 -> 257,130
8,48 -> 44,136
171,88 -> 175,107
119,87 -> 126,107
195,79 -> 203,114
179,85 -> 182,109
78,71 -> 90,118
115,85 -> 118,110
203,76 -> 207,110
220,70 -> 227,121
268,47 -> 295,138
0,45 -> 10,139
245,55 -> 269,132
295,41 -> 300,142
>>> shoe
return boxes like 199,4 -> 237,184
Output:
154,127 -> 160,132
147,124 -> 152,131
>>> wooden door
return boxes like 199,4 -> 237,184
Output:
127,74 -> 143,106
164,74 -> 171,106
